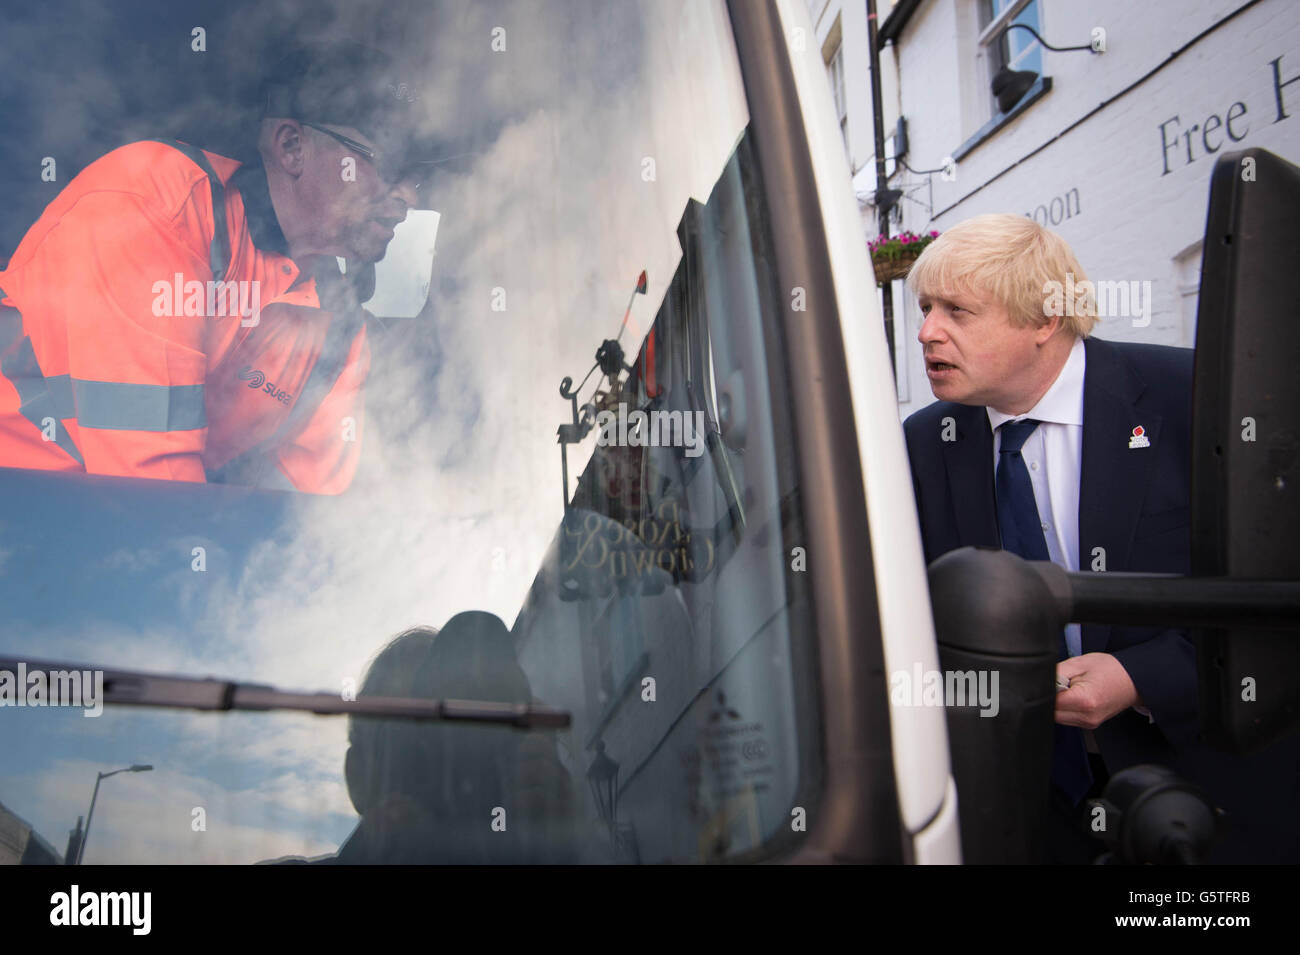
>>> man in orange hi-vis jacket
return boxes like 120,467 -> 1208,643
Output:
0,43 -> 432,494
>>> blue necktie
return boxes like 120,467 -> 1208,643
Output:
996,419 -> 1093,805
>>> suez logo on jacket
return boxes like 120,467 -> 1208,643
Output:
238,366 -> 292,404
50,885 -> 151,935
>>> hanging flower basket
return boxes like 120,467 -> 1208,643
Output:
869,230 -> 940,286
873,250 -> 921,284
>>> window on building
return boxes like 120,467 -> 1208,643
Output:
978,0 -> 1044,118
827,42 -> 849,159
1176,241 -> 1204,347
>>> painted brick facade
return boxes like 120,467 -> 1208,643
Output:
809,0 -> 1300,418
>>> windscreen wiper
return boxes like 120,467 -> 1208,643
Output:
0,655 -> 570,729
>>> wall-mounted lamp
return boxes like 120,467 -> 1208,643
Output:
873,186 -> 904,217
989,23 -> 1106,114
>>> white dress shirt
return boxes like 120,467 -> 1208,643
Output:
988,336 -> 1086,658
985,337 -> 1153,729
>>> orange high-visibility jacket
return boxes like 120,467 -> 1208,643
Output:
0,140 -> 369,494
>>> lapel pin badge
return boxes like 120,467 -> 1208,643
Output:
1128,425 -> 1150,449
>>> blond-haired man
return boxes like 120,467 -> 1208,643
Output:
902,213 -> 1297,863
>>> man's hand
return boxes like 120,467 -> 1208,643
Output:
1055,652 -> 1142,730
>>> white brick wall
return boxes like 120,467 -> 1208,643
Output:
875,0 -> 1300,419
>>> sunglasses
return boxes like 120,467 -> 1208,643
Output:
301,121 -> 427,191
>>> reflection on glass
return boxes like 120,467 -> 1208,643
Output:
267,612 -> 580,864
0,39 -> 432,494
0,0 -> 829,865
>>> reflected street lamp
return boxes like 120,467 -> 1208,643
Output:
586,741 -> 619,846
75,764 -> 152,865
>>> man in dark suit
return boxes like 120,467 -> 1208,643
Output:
902,214 -> 1298,863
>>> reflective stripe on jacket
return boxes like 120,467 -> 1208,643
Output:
0,140 -> 368,494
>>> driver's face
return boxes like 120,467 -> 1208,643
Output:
301,123 -> 419,264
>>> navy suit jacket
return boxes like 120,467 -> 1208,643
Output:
903,335 -> 1299,861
